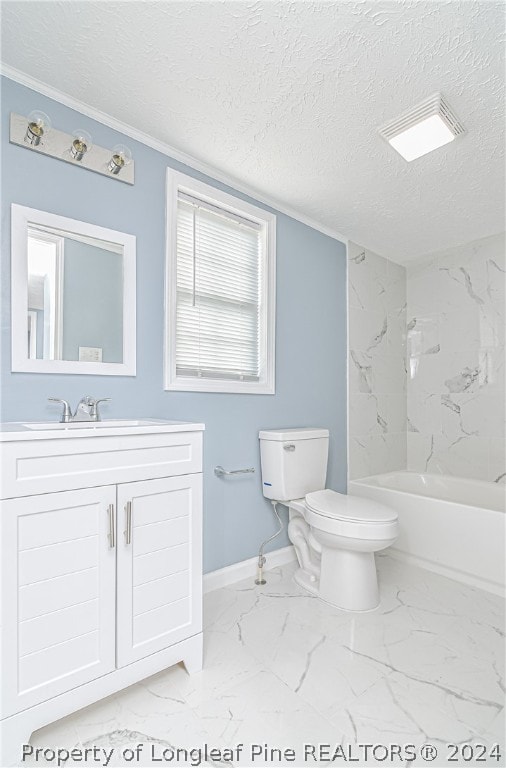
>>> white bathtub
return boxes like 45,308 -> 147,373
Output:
349,471 -> 506,596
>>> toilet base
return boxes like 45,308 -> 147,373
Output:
293,554 -> 380,612
293,566 -> 319,597
319,546 -> 379,611
287,501 -> 392,612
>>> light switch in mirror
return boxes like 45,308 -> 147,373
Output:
11,204 -> 136,376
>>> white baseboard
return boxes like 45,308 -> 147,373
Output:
203,545 -> 296,594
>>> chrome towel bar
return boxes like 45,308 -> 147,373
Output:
214,465 -> 255,478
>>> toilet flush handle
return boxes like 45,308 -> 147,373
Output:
284,444 -> 296,451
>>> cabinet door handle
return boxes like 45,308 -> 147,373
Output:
107,504 -> 116,548
124,501 -> 132,545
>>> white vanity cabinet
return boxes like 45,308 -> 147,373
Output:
0,420 -> 204,767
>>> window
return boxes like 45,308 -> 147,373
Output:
165,170 -> 276,393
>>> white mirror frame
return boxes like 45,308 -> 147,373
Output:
11,204 -> 137,376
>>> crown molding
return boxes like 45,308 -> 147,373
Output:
1,63 -> 348,245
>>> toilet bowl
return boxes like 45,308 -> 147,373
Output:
302,489 -> 398,610
259,428 -> 399,611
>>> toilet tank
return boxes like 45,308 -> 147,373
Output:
259,428 -> 329,501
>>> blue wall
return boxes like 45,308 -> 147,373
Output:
1,76 -> 348,573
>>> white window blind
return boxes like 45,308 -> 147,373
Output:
175,192 -> 263,382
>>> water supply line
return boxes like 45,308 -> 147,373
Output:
255,500 -> 284,585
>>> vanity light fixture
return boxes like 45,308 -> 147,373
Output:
11,112 -> 135,184
108,144 -> 132,175
378,93 -> 466,162
70,129 -> 93,161
24,110 -> 51,146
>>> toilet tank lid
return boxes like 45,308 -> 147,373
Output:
259,427 -> 329,441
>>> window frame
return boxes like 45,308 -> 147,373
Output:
164,169 -> 276,394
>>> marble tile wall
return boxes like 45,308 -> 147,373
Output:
348,242 -> 407,480
407,232 -> 506,483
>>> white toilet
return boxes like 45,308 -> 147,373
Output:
259,428 -> 399,611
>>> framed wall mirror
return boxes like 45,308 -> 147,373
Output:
11,204 -> 136,376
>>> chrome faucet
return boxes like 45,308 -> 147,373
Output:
48,396 -> 111,423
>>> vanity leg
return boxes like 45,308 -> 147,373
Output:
0,714 -> 33,767
182,632 -> 203,675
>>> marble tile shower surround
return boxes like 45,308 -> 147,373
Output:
23,559 -> 504,767
348,242 -> 407,480
407,233 -> 506,484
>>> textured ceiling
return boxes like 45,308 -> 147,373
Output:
1,0 -> 504,261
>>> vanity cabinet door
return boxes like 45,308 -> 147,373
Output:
0,486 -> 117,718
116,474 -> 202,667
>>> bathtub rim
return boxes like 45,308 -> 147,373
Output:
349,470 -> 505,514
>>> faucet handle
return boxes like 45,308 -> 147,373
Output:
94,397 -> 111,421
48,397 -> 72,423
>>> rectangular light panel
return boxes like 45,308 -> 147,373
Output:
379,93 -> 466,162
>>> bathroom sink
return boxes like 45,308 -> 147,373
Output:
23,419 -> 160,430
1,419 -> 205,441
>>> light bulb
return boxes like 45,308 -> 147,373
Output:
108,144 -> 132,174
25,110 -> 52,146
70,129 -> 93,161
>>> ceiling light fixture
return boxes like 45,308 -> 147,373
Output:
379,93 -> 466,162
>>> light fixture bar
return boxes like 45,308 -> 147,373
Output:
379,93 -> 466,161
9,113 -> 135,185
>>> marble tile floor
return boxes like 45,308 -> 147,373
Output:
24,556 -> 505,768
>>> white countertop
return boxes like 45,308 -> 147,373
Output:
0,419 -> 205,441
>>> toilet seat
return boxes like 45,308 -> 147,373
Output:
306,489 -> 398,523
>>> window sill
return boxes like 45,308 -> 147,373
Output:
165,376 -> 275,395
